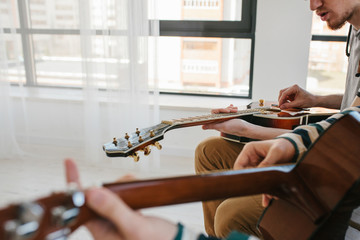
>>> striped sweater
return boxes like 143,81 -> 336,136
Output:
277,106 -> 360,162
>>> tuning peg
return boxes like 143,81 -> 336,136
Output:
138,136 -> 144,143
4,202 -> 44,240
153,141 -> 162,150
259,99 -> 264,107
150,130 -> 155,138
127,141 -> 133,148
136,128 -> 140,136
51,188 -> 84,228
125,133 -> 130,140
112,137 -> 118,146
130,152 -> 140,162
143,146 -> 151,156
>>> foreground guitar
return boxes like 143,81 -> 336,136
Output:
103,101 -> 337,160
0,112 -> 359,240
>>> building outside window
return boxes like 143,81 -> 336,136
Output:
2,0 -> 256,98
307,12 -> 349,95
149,0 -> 253,97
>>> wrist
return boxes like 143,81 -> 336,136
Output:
173,223 -> 206,240
310,94 -> 321,107
313,95 -> 342,109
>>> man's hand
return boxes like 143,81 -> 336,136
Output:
64,159 -> 177,240
278,84 -> 316,109
233,139 -> 296,207
209,104 -> 238,114
202,118 -> 252,136
202,104 -> 252,136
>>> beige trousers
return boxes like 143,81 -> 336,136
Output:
195,136 -> 264,238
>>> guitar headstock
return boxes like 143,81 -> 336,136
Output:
0,187 -> 93,240
103,123 -> 171,161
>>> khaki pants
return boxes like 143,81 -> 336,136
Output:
195,136 -> 264,238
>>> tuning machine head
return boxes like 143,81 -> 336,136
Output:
112,137 -> 118,146
259,99 -> 265,107
153,141 -> 162,150
4,202 -> 44,240
142,146 -> 151,156
51,186 -> 85,228
130,152 -> 140,162
149,130 -> 155,138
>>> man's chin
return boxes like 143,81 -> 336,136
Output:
327,20 -> 347,30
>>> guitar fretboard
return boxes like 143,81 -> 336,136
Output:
161,108 -> 269,125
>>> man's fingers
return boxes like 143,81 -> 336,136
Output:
115,174 -> 137,183
278,90 -> 293,106
257,147 -> 282,168
279,101 -> 298,110
262,194 -> 272,207
86,187 -> 137,235
278,88 -> 288,102
258,139 -> 295,168
211,105 -> 238,114
64,158 -> 82,188
233,142 -> 265,170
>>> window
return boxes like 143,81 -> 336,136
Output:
307,13 -> 349,95
152,0 -> 256,98
3,0 -> 256,98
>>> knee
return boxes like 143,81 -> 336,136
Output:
214,197 -> 263,238
194,137 -> 223,173
214,203 -> 249,238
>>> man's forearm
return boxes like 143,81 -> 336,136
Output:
314,94 -> 343,109
243,124 -> 291,140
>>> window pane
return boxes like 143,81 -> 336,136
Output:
151,0 -> 243,21
307,41 -> 347,95
149,37 -> 251,96
29,0 -> 80,29
32,34 -> 82,86
28,0 -> 128,30
311,12 -> 349,36
32,34 -> 136,88
2,34 -> 25,84
0,0 -> 19,28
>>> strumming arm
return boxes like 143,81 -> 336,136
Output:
240,122 -> 291,140
313,94 -> 343,109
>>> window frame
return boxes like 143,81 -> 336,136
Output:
5,0 -> 257,99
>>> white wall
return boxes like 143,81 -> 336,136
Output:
12,1 -> 314,159
252,0 -> 312,101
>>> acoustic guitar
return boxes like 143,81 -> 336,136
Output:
0,111 -> 359,240
103,101 -> 337,161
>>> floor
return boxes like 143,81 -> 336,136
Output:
0,144 -> 205,240
2,144 -> 360,240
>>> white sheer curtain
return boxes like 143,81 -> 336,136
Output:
0,0 -> 159,162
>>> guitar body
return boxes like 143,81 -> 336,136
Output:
258,111 -> 360,240
221,107 -> 337,143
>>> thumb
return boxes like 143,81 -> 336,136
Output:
86,187 -> 137,235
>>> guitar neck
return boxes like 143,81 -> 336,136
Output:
61,165 -> 295,237
162,108 -> 271,127
103,165 -> 293,209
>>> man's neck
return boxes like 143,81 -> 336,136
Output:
349,5 -> 360,30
